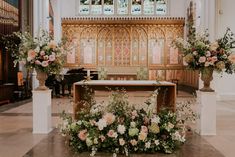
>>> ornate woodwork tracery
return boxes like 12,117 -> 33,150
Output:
62,17 -> 198,89
62,17 -> 184,68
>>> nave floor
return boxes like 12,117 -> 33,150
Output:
0,91 -> 234,157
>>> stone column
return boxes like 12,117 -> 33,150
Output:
32,0 -> 50,90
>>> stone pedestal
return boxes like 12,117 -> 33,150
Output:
196,91 -> 216,135
32,90 -> 52,134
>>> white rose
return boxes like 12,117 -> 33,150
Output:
117,125 -> 126,135
130,122 -> 136,128
119,138 -> 125,146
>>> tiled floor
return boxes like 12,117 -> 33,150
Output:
0,91 -> 234,157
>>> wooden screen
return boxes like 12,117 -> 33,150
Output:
62,17 -> 198,88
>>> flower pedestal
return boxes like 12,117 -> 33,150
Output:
196,91 -> 216,135
32,89 -> 52,134
200,67 -> 214,92
36,70 -> 48,90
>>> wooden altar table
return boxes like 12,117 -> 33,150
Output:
73,80 -> 176,117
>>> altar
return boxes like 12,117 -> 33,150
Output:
73,80 -> 176,117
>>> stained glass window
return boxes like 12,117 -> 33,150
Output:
91,0 -> 102,14
117,0 -> 128,15
131,0 -> 142,15
79,0 -> 90,15
144,0 -> 154,15
156,0 -> 167,15
77,0 -> 168,16
103,0 -> 114,15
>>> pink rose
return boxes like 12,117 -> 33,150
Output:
211,56 -> 218,62
78,129 -> 87,141
40,51 -> 45,56
49,54 -> 56,61
35,60 -> 41,65
141,126 -> 148,133
107,130 -> 117,138
206,51 -> 211,57
199,56 -> 206,63
41,61 -> 49,67
27,49 -> 36,59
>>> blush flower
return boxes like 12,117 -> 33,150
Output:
199,56 -> 206,63
78,129 -> 87,141
49,54 -> 56,61
228,54 -> 235,63
119,138 -> 125,146
103,113 -> 115,125
35,60 -> 41,65
48,40 -> 57,49
27,49 -> 36,60
40,51 -> 45,56
41,61 -> 49,67
107,130 -> 118,138
138,132 -> 147,141
130,139 -> 138,146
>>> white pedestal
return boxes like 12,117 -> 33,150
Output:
196,91 -> 216,135
32,90 -> 52,134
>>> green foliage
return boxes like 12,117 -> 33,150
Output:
59,89 -> 193,156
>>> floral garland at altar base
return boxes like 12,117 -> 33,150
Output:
59,89 -> 197,156
12,30 -> 66,90
173,28 -> 235,92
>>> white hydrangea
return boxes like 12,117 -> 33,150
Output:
154,140 -> 160,146
117,125 -> 126,135
145,141 -> 151,149
96,119 -> 107,130
151,115 -> 160,124
172,131 -> 186,142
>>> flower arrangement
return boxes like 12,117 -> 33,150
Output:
59,89 -> 192,156
173,28 -> 235,74
12,30 -> 65,75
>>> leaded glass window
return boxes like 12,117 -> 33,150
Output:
76,0 -> 168,16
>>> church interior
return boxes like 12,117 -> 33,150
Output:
0,0 -> 235,157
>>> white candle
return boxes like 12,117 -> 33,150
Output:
87,70 -> 90,77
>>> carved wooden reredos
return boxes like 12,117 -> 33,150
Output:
62,17 -> 198,88
62,17 -> 184,67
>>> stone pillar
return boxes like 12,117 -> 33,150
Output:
196,91 -> 217,135
51,0 -> 62,42
32,0 -> 50,89
32,90 -> 52,134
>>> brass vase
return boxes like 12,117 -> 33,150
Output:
200,67 -> 214,92
36,70 -> 48,90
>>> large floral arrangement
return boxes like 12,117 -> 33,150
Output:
12,30 -> 65,75
174,28 -> 235,74
59,89 -> 194,156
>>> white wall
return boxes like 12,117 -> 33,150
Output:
60,0 -> 187,18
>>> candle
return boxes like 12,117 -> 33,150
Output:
87,69 -> 90,77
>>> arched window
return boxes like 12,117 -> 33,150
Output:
77,0 -> 168,16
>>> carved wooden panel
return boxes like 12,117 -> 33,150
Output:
62,18 -> 184,69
